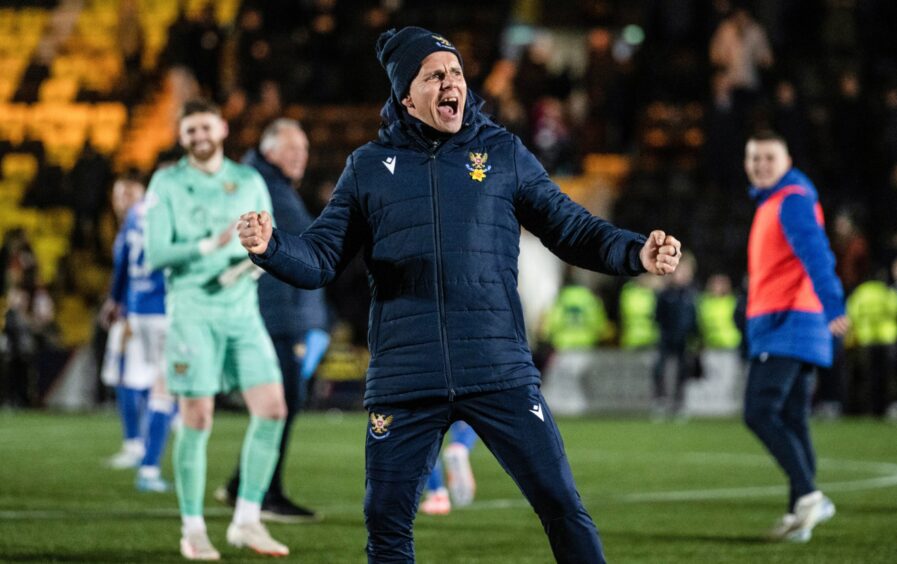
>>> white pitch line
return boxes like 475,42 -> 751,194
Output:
3,454 -> 895,519
0,507 -> 232,520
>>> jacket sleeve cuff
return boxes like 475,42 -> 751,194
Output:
250,229 -> 280,264
625,234 -> 648,275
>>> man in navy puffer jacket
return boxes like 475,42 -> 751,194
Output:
238,26 -> 682,564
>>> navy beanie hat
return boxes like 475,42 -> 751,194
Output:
376,26 -> 463,100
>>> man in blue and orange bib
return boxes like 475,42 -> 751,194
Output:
743,130 -> 850,543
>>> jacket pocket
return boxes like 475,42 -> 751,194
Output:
367,301 -> 383,356
501,274 -> 526,342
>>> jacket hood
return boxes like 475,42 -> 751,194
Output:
749,167 -> 818,205
377,88 -> 492,148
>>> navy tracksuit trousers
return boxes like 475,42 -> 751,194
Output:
743,355 -> 817,512
364,383 -> 605,564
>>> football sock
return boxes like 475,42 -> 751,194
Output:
238,415 -> 285,504
233,498 -> 261,525
450,420 -> 478,451
141,394 -> 176,470
427,459 -> 445,492
299,329 -> 331,380
181,515 -> 206,535
116,385 -> 148,441
174,425 -> 210,517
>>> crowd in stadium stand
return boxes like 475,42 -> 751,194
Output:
2,0 -> 897,417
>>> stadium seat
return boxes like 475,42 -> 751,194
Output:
0,178 -> 27,205
1,152 -> 38,183
32,234 -> 69,284
0,103 -> 28,144
56,295 -> 93,347
38,77 -> 79,103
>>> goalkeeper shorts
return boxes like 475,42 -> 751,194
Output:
165,312 -> 281,397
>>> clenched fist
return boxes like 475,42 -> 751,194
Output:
238,211 -> 273,255
639,230 -> 681,275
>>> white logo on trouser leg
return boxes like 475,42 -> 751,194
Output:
529,404 -> 544,422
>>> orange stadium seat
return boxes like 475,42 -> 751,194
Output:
38,77 -> 79,103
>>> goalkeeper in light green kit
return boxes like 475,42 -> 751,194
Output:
145,99 -> 289,560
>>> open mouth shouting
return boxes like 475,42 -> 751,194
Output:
437,96 -> 459,120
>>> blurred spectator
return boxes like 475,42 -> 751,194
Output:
652,252 -> 698,417
70,143 -> 113,254
530,97 -> 577,175
618,274 -> 659,350
481,59 -> 526,138
845,273 -> 897,416
1,228 -> 35,296
709,6 -> 774,135
697,273 -> 741,350
22,163 -> 66,209
831,210 -> 870,295
582,27 -> 630,152
515,33 -> 572,123
541,274 -> 609,353
3,233 -> 55,408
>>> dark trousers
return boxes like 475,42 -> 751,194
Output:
743,356 -> 817,512
364,384 -> 605,564
653,343 -> 689,410
228,332 -> 305,499
849,344 -> 896,415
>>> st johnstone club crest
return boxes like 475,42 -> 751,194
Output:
369,413 -> 394,440
466,152 -> 491,182
222,181 -> 237,194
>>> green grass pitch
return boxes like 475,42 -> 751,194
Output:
1,411 -> 895,563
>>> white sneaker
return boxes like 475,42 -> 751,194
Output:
768,513 -> 810,542
443,444 -> 476,507
420,488 -> 451,516
104,447 -> 144,470
180,530 -> 220,560
818,495 -> 836,523
226,521 -> 289,556
770,491 -> 832,542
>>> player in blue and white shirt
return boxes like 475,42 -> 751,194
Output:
100,176 -> 174,492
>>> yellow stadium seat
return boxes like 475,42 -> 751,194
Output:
45,144 -> 81,171
2,153 -> 38,183
42,208 -> 75,236
0,178 -> 26,204
57,295 -> 93,347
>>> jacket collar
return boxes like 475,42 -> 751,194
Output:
242,149 -> 289,186
749,167 -> 817,205
377,88 -> 491,150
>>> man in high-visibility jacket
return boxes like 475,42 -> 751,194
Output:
846,277 -> 897,416
619,275 -> 659,349
698,274 -> 741,350
542,284 -> 609,351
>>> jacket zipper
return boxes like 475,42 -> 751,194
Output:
428,147 -> 455,401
